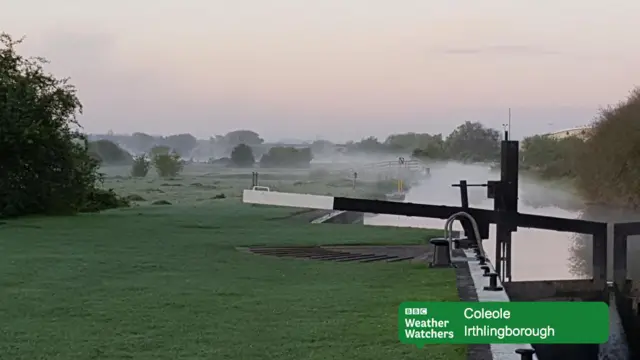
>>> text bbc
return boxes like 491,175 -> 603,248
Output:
405,308 -> 428,315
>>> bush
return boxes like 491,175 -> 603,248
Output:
131,155 -> 151,177
81,188 -> 130,212
0,33 -> 125,217
230,143 -> 255,167
153,152 -> 183,177
260,147 -> 313,168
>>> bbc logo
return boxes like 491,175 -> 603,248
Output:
405,307 -> 428,315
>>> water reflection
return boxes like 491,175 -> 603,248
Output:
363,162 -> 640,281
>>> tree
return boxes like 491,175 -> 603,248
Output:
88,139 -> 133,165
260,147 -> 313,168
347,136 -> 389,153
223,130 -> 264,147
309,140 -> 334,155
384,132 -> 444,152
230,144 -> 255,167
406,134 -> 447,160
445,121 -> 501,162
131,132 -> 156,152
0,33 -> 126,217
163,133 -> 197,157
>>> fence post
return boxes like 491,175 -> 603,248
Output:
613,224 -> 628,293
592,226 -> 608,290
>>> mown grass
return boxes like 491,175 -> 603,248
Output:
0,198 -> 464,360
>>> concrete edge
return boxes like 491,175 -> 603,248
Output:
461,249 -> 539,360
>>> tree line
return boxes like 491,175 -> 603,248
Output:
3,31 -> 640,220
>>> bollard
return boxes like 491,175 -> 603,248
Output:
515,348 -> 535,360
476,255 -> 486,265
480,265 -> 491,275
483,272 -> 503,291
429,238 -> 452,268
453,237 -> 472,249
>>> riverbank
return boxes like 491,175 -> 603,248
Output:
0,199 -> 464,360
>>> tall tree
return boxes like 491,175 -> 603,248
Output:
0,33 -> 123,217
445,121 -> 501,162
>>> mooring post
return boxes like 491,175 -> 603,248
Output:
429,238 -> 453,268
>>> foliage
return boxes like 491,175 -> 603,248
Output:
345,137 -> 390,153
163,133 -> 197,157
88,139 -> 133,164
230,143 -> 255,167
385,133 -> 446,156
81,188 -> 130,212
520,135 -> 584,179
444,121 -> 501,162
309,140 -> 334,155
131,155 -> 151,177
152,151 -> 183,177
515,87 -> 640,208
223,130 -> 264,147
150,145 -> 172,156
131,132 -> 156,152
260,146 -> 313,168
0,33 -> 126,217
410,134 -> 447,160
572,88 -> 640,207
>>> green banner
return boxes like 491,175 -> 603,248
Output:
399,301 -> 609,346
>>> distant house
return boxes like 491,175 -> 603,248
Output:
545,126 -> 592,140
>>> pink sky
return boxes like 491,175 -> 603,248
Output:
2,0 -> 640,141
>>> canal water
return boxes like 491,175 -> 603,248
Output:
364,162 -> 640,282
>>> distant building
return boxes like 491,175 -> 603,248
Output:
545,126 -> 592,140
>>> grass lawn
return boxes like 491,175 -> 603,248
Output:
98,162 -> 420,205
0,199 -> 465,360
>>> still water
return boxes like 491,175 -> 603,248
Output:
364,162 -> 640,281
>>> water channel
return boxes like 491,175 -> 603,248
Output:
364,162 -> 640,282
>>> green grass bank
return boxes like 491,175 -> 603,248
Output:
1,170 -> 463,359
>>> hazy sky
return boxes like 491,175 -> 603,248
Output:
2,0 -> 639,142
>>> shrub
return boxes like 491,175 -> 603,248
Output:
81,188 -> 130,213
131,155 -> 151,177
153,152 -> 183,177
230,143 -> 255,167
